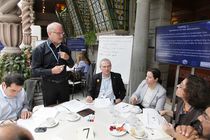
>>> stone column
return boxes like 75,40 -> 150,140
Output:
0,0 -> 22,54
21,0 -> 33,48
129,0 -> 150,94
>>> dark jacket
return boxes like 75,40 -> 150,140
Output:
31,39 -> 74,82
88,72 -> 126,101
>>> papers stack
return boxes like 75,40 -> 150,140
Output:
142,108 -> 167,129
61,99 -> 89,112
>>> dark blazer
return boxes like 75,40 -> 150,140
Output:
88,72 -> 126,101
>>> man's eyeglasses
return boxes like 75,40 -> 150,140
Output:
52,32 -> 64,35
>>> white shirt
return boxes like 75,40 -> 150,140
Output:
141,88 -> 155,108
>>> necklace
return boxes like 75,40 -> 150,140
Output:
183,104 -> 191,113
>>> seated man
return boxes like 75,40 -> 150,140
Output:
0,73 -> 32,121
164,106 -> 210,140
86,58 -> 126,104
0,124 -> 34,140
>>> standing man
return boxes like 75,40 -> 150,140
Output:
31,22 -> 74,106
86,58 -> 126,104
0,73 -> 31,121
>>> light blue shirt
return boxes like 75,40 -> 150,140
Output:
98,76 -> 115,101
0,84 -> 29,121
75,60 -> 89,73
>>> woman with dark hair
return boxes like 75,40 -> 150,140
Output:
130,68 -> 166,111
160,75 -> 210,127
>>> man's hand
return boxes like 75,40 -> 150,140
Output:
129,95 -> 138,105
176,125 -> 198,137
86,96 -> 93,103
114,98 -> 121,104
20,111 -> 32,119
51,65 -> 64,74
58,51 -> 69,60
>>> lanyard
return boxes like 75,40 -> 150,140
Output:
47,41 -> 60,64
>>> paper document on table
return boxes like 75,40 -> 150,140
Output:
33,107 -> 59,119
17,119 -> 39,134
142,108 -> 167,129
114,102 -> 132,113
61,99 -> 89,112
94,98 -> 112,108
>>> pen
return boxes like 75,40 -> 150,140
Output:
122,105 -> 129,108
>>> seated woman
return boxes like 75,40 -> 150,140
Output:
71,52 -> 90,77
130,68 -> 166,111
160,75 -> 210,127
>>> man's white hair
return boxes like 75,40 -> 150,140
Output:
100,58 -> 111,67
46,22 -> 62,33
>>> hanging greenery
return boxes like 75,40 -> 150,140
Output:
84,31 -> 97,53
0,48 -> 31,82
84,31 -> 97,46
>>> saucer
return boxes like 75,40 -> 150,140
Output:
64,113 -> 81,122
129,127 -> 147,139
40,117 -> 59,128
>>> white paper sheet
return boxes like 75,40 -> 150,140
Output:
17,107 -> 59,134
33,107 -> 59,119
142,108 -> 167,129
61,99 -> 89,112
114,102 -> 133,113
94,98 -> 112,108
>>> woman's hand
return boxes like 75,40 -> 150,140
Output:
130,95 -> 138,105
159,110 -> 173,117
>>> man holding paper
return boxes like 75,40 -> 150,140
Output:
86,58 -> 126,104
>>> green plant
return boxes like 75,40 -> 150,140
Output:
84,31 -> 97,53
0,48 -> 31,82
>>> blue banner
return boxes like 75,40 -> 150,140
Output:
155,21 -> 210,69
66,37 -> 86,51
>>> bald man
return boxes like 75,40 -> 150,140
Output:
0,124 -> 34,140
31,22 -> 74,106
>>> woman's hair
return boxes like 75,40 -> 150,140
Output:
185,75 -> 210,109
76,52 -> 90,65
148,68 -> 162,84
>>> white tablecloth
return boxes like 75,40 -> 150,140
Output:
17,100 -> 172,140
